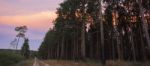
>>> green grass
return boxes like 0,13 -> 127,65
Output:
0,52 -> 25,66
15,60 -> 34,66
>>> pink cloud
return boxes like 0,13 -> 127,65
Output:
0,11 -> 57,31
0,0 -> 63,16
0,0 -> 62,50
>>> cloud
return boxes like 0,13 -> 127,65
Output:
0,24 -> 17,37
0,0 -> 62,50
0,0 -> 63,16
0,11 -> 57,50
0,11 -> 57,31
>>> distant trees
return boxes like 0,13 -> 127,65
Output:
21,38 -> 30,59
10,26 -> 30,58
15,26 -> 27,49
10,26 -> 27,50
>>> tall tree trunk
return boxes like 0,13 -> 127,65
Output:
81,22 -> 86,59
57,42 -> 60,59
48,47 -> 50,59
77,25 -> 79,60
81,0 -> 86,59
116,33 -> 121,60
139,24 -> 147,61
73,31 -> 76,60
96,32 -> 99,59
137,0 -> 150,48
99,0 -> 105,63
16,37 -> 20,50
61,34 -> 64,59
130,31 -> 136,61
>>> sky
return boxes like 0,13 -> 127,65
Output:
0,0 -> 63,51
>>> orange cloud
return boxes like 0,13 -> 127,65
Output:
0,11 -> 57,31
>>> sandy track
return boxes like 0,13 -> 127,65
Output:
33,57 -> 49,66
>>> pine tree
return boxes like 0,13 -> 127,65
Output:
15,26 -> 27,50
38,29 -> 58,59
38,0 -> 150,61
21,38 -> 30,59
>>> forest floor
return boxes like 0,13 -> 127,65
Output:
17,59 -> 150,66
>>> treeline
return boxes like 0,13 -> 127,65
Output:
38,0 -> 150,63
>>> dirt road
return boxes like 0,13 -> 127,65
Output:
33,57 -> 49,66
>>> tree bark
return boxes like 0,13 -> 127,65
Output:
137,0 -> 150,49
61,34 -> 64,59
99,0 -> 105,63
81,22 -> 86,59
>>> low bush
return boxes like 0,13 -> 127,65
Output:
0,52 -> 25,66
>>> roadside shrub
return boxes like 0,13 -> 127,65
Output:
0,52 -> 25,66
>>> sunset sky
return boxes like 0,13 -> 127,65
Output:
0,0 -> 63,50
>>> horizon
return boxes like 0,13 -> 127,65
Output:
0,0 -> 63,51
